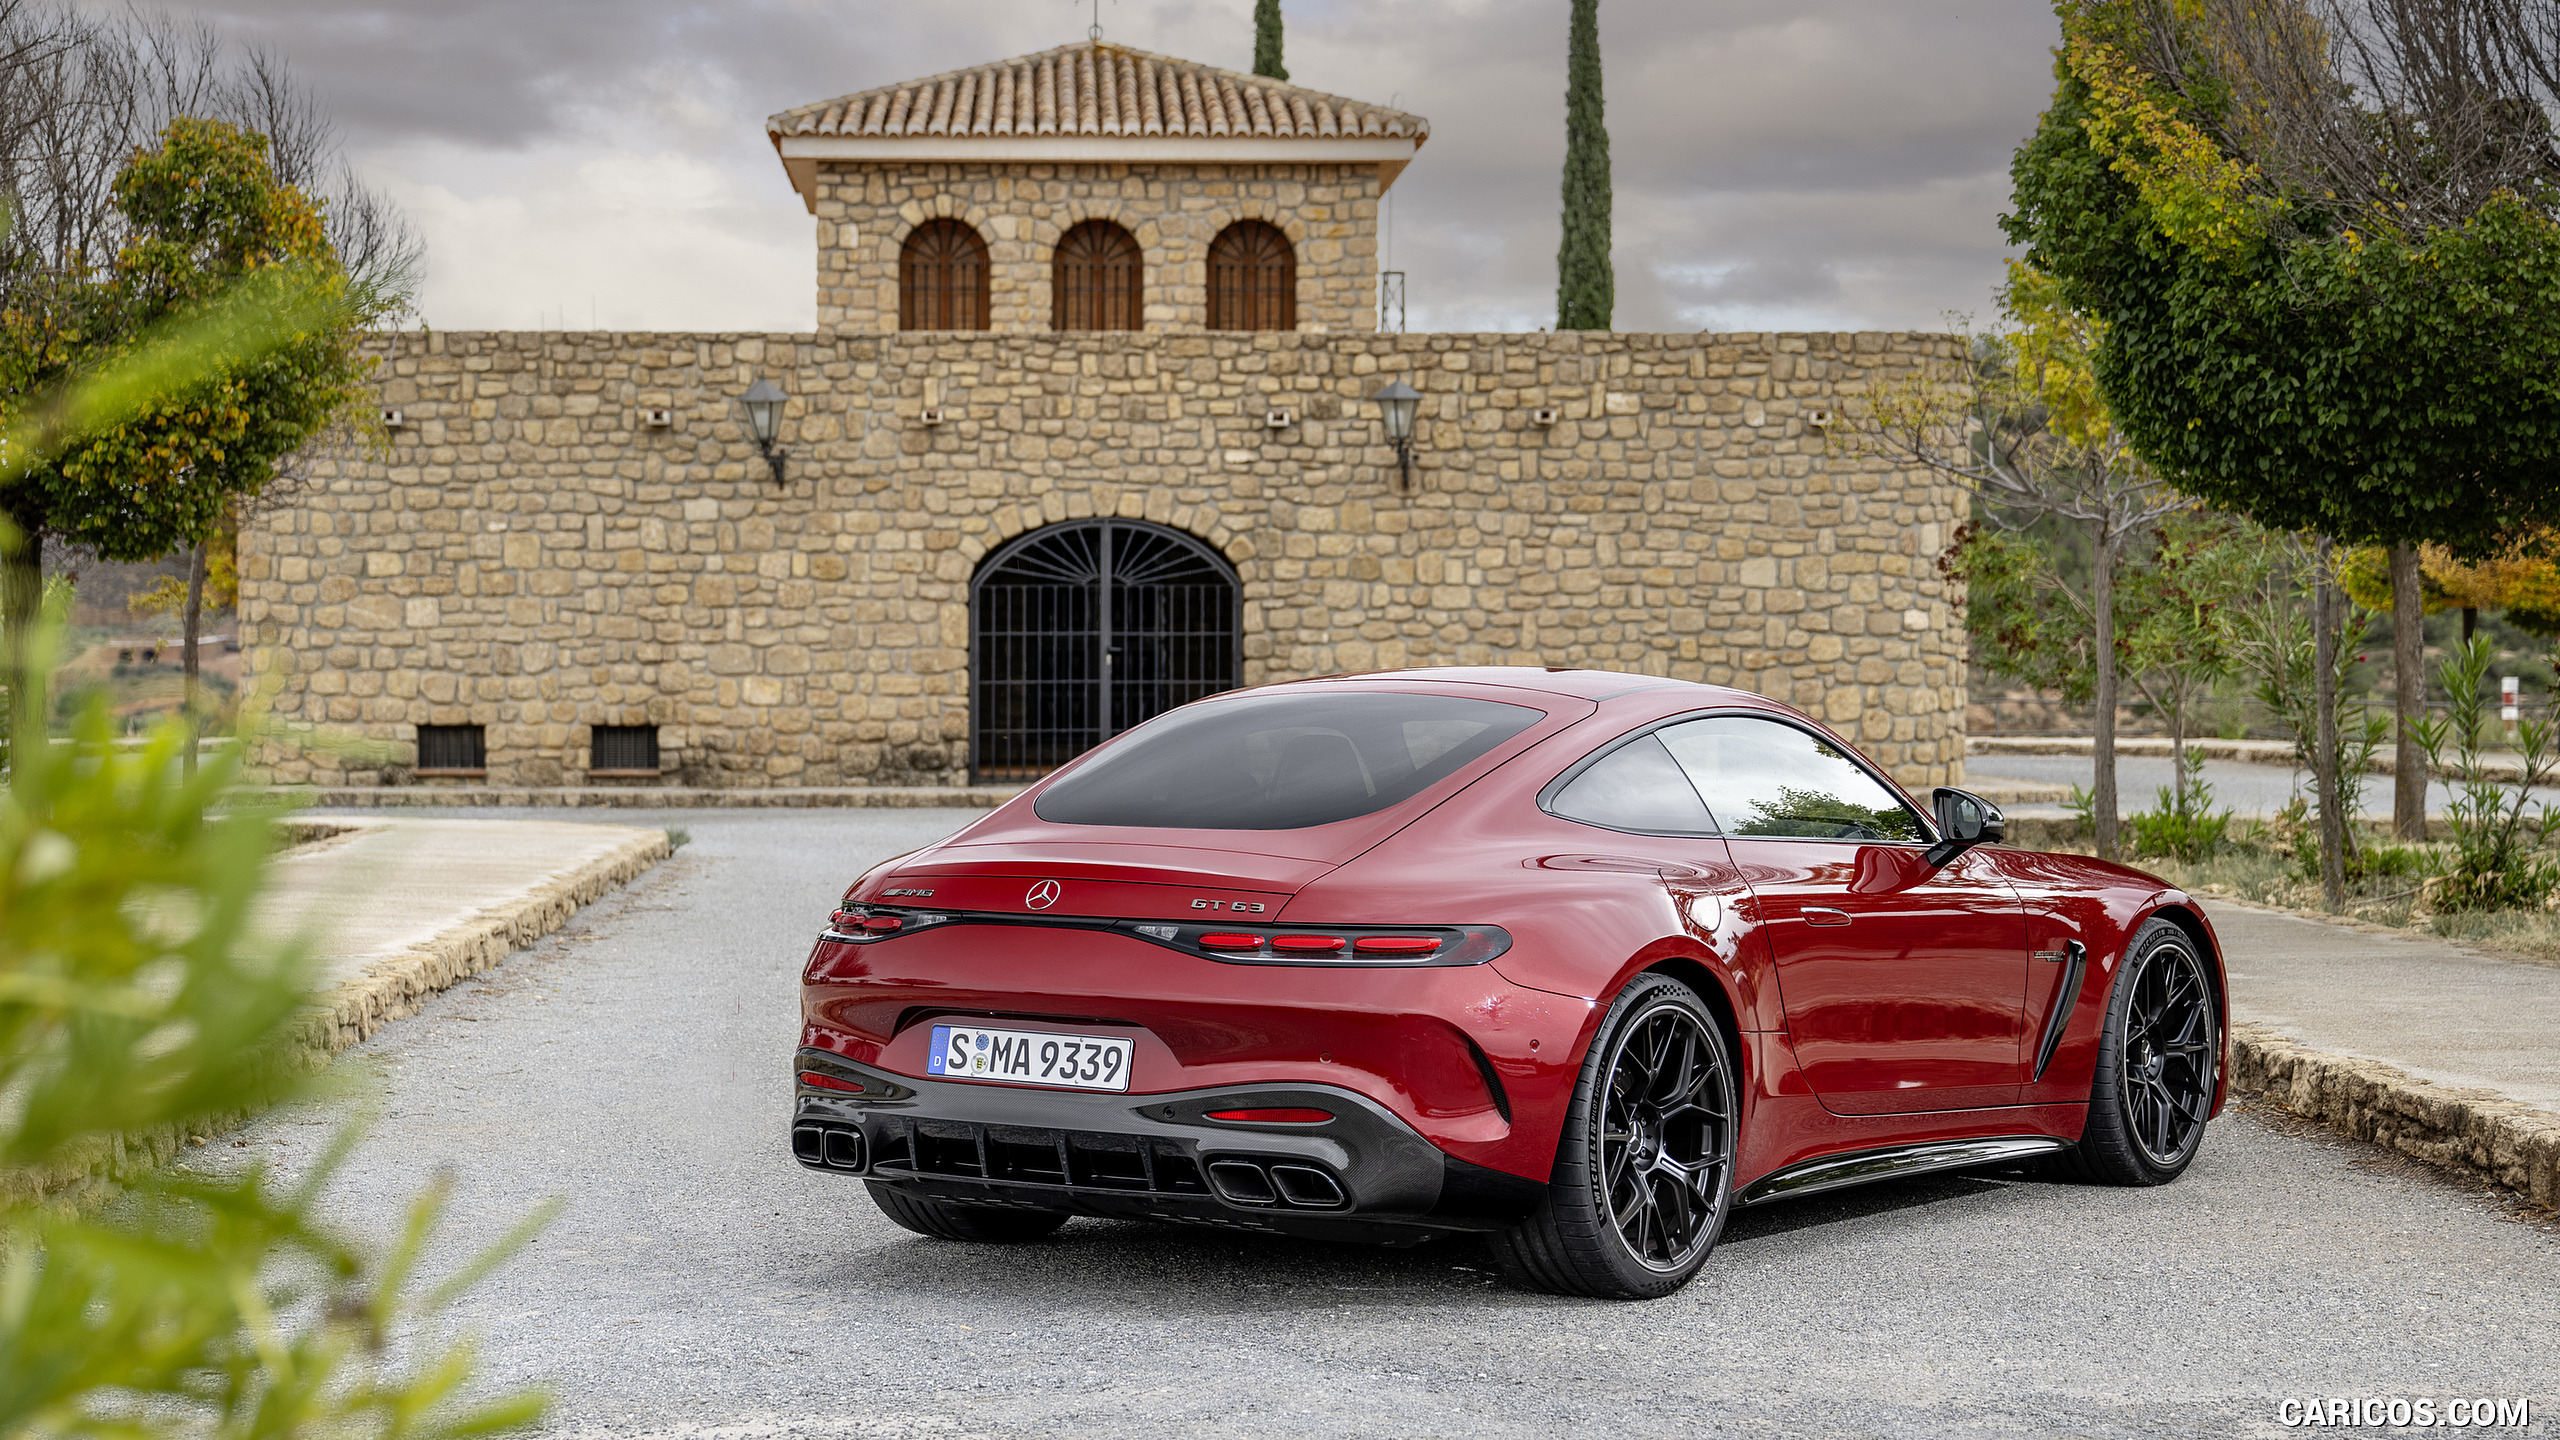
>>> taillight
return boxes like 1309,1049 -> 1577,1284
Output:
823,904 -> 948,941
1207,1107 -> 1333,1124
1117,922 -> 1509,967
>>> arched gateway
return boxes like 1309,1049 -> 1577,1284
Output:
969,520 -> 1241,782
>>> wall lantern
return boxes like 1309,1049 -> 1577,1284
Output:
1371,380 -> 1422,492
740,378 -> 789,486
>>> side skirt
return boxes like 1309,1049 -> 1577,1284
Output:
1732,1135 -> 2069,1208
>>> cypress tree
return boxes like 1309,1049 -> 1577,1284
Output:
1556,0 -> 1612,330
1253,0 -> 1287,81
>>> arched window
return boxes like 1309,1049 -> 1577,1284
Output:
1052,220 -> 1142,331
1207,220 -> 1296,331
899,219 -> 990,330
970,519 -> 1239,781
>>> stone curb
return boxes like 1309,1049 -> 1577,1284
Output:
2230,1021 -> 2560,1209
306,826 -> 672,1054
273,785 -> 1026,809
8,825 -> 672,1210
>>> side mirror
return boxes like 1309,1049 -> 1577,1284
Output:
1925,787 -> 2006,868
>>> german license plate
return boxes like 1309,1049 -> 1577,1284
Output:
927,1024 -> 1134,1092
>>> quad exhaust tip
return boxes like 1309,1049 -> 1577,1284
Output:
1207,1159 -> 1346,1210
793,1123 -> 868,1173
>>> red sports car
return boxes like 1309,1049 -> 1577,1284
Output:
791,668 -> 2226,1298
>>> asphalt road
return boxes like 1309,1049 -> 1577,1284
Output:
1965,751 -> 2560,819
232,810 -> 2560,1440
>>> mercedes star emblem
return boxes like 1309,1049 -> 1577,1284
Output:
1025,879 -> 1062,910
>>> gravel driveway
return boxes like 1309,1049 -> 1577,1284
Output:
232,810 -> 2560,1439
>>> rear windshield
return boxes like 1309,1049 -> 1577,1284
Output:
1034,692 -> 1546,830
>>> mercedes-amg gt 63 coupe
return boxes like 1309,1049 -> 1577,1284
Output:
790,668 -> 2226,1298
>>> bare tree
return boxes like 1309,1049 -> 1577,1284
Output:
2141,0 -> 2560,237
1856,288 -> 2190,860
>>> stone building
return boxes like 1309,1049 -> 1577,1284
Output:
242,42 -> 1967,794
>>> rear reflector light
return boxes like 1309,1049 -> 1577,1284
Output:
1271,935 -> 1346,953
1207,1107 -> 1333,1124
1353,935 -> 1442,955
1198,933 -> 1265,950
799,1073 -> 864,1093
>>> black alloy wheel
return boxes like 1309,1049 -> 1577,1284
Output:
2060,917 -> 2220,1186
1492,974 -> 1737,1299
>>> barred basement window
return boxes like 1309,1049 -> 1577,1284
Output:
415,724 -> 487,775
591,725 -> 661,775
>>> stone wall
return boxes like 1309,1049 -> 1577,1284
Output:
241,328 -> 1969,791
812,161 -> 1380,333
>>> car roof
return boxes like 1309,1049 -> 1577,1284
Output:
1281,665 -> 1759,706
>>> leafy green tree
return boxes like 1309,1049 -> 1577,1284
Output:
1252,0 -> 1287,81
1863,267 -> 2190,859
0,257 -> 541,1440
2005,0 -> 2560,900
1555,0 -> 1612,331
2116,509 -> 2261,795
2,117 -> 372,760
2232,539 -> 2389,883
2343,536 -> 2560,639
1942,506 -> 2264,846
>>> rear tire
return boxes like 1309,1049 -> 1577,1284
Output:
1490,973 -> 1737,1300
2057,917 -> 2220,1186
866,1183 -> 1072,1242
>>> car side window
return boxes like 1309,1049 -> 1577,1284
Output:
1546,733 -> 1717,835
1655,716 -> 1925,843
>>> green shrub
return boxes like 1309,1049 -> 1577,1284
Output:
2127,772 -> 2234,862
2416,635 -> 2560,912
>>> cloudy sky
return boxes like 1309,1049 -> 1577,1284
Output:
109,0 -> 2065,335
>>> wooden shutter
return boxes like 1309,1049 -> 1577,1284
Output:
1052,221 -> 1142,331
900,219 -> 990,330
1207,221 -> 1295,331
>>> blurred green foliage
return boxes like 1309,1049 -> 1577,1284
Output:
0,121 -> 541,1438
0,691 -> 551,1440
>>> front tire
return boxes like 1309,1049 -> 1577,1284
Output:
866,1183 -> 1072,1242
1490,974 -> 1737,1299
2059,917 -> 2220,1186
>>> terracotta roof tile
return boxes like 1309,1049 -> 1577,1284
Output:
767,41 -> 1428,145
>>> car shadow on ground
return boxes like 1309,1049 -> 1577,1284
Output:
813,1163 -> 2065,1310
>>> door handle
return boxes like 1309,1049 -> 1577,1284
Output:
1803,906 -> 1850,927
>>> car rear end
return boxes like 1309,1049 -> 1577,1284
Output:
789,679 -> 1595,1243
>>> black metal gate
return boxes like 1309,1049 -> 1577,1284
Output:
970,519 -> 1240,782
